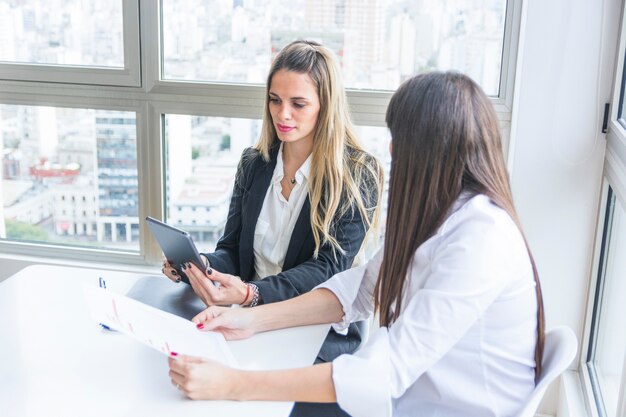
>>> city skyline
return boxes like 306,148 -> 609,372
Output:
1,0 -> 507,251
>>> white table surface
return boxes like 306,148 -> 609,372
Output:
0,265 -> 329,417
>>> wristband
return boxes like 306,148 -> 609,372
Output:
247,283 -> 260,307
240,283 -> 251,306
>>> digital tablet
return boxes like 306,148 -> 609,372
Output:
145,216 -> 205,281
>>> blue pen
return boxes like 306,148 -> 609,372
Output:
98,277 -> 115,331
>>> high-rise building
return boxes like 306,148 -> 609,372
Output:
344,0 -> 385,68
53,178 -> 98,238
303,0 -> 384,87
0,3 -> 16,62
166,115 -> 193,205
95,110 -> 139,244
389,12 -> 417,80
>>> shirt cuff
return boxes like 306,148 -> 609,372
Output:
315,263 -> 367,332
332,328 -> 392,417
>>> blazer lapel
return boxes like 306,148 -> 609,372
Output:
239,147 -> 278,280
283,197 -> 311,270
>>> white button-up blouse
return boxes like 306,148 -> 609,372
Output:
317,194 -> 538,417
253,144 -> 312,280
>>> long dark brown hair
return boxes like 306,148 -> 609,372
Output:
373,71 -> 545,379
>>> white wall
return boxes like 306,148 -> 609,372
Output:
509,0 -> 621,414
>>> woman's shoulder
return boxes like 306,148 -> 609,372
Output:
238,146 -> 271,172
346,146 -> 379,166
345,147 -> 383,181
439,194 -> 525,252
240,144 -> 280,164
240,146 -> 261,163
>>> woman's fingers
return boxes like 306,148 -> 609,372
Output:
204,267 -> 248,304
168,354 -> 207,397
187,265 -> 215,305
162,259 -> 181,283
204,268 -> 232,285
187,263 -> 223,301
193,307 -> 255,340
184,262 -> 247,306
196,307 -> 228,330
192,306 -> 228,324
168,354 -> 229,400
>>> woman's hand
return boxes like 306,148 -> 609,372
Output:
162,255 -> 210,283
168,354 -> 238,400
192,306 -> 257,340
161,258 -> 181,283
184,262 -> 250,307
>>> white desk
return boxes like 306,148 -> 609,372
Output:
0,265 -> 329,417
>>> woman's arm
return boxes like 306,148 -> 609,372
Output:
195,287 -> 344,337
169,355 -> 336,402
171,290 -> 342,401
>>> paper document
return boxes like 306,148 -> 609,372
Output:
84,285 -> 237,367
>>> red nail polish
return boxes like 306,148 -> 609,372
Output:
196,323 -> 204,329
170,351 -> 178,356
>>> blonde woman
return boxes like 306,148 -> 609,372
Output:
163,40 -> 383,365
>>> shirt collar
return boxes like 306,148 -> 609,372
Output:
273,143 -> 312,184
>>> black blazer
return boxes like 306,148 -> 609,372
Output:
202,145 -> 375,361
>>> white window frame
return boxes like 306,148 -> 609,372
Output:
0,0 -> 141,87
579,2 -> 626,415
0,0 -> 523,268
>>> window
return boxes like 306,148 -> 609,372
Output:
0,1 -> 124,67
0,0 -> 140,86
0,104 -> 138,250
586,188 -> 626,417
162,0 -> 508,95
583,10 -> 626,415
0,0 -> 520,267
163,114 -> 260,249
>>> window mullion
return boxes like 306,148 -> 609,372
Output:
140,0 -> 161,92
137,102 -> 165,264
122,0 -> 141,87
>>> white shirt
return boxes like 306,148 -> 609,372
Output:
253,144 -> 312,279
317,194 -> 537,417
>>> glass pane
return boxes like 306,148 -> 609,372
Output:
163,115 -> 261,250
162,0 -> 507,95
0,0 -> 124,67
163,115 -> 390,254
355,125 -> 391,259
619,52 -> 626,126
591,189 -> 626,417
0,105 -> 139,251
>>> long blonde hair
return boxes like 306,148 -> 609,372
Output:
256,40 -> 383,257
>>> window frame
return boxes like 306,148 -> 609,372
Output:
579,1 -> 626,415
0,0 -> 523,268
0,0 -> 141,87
